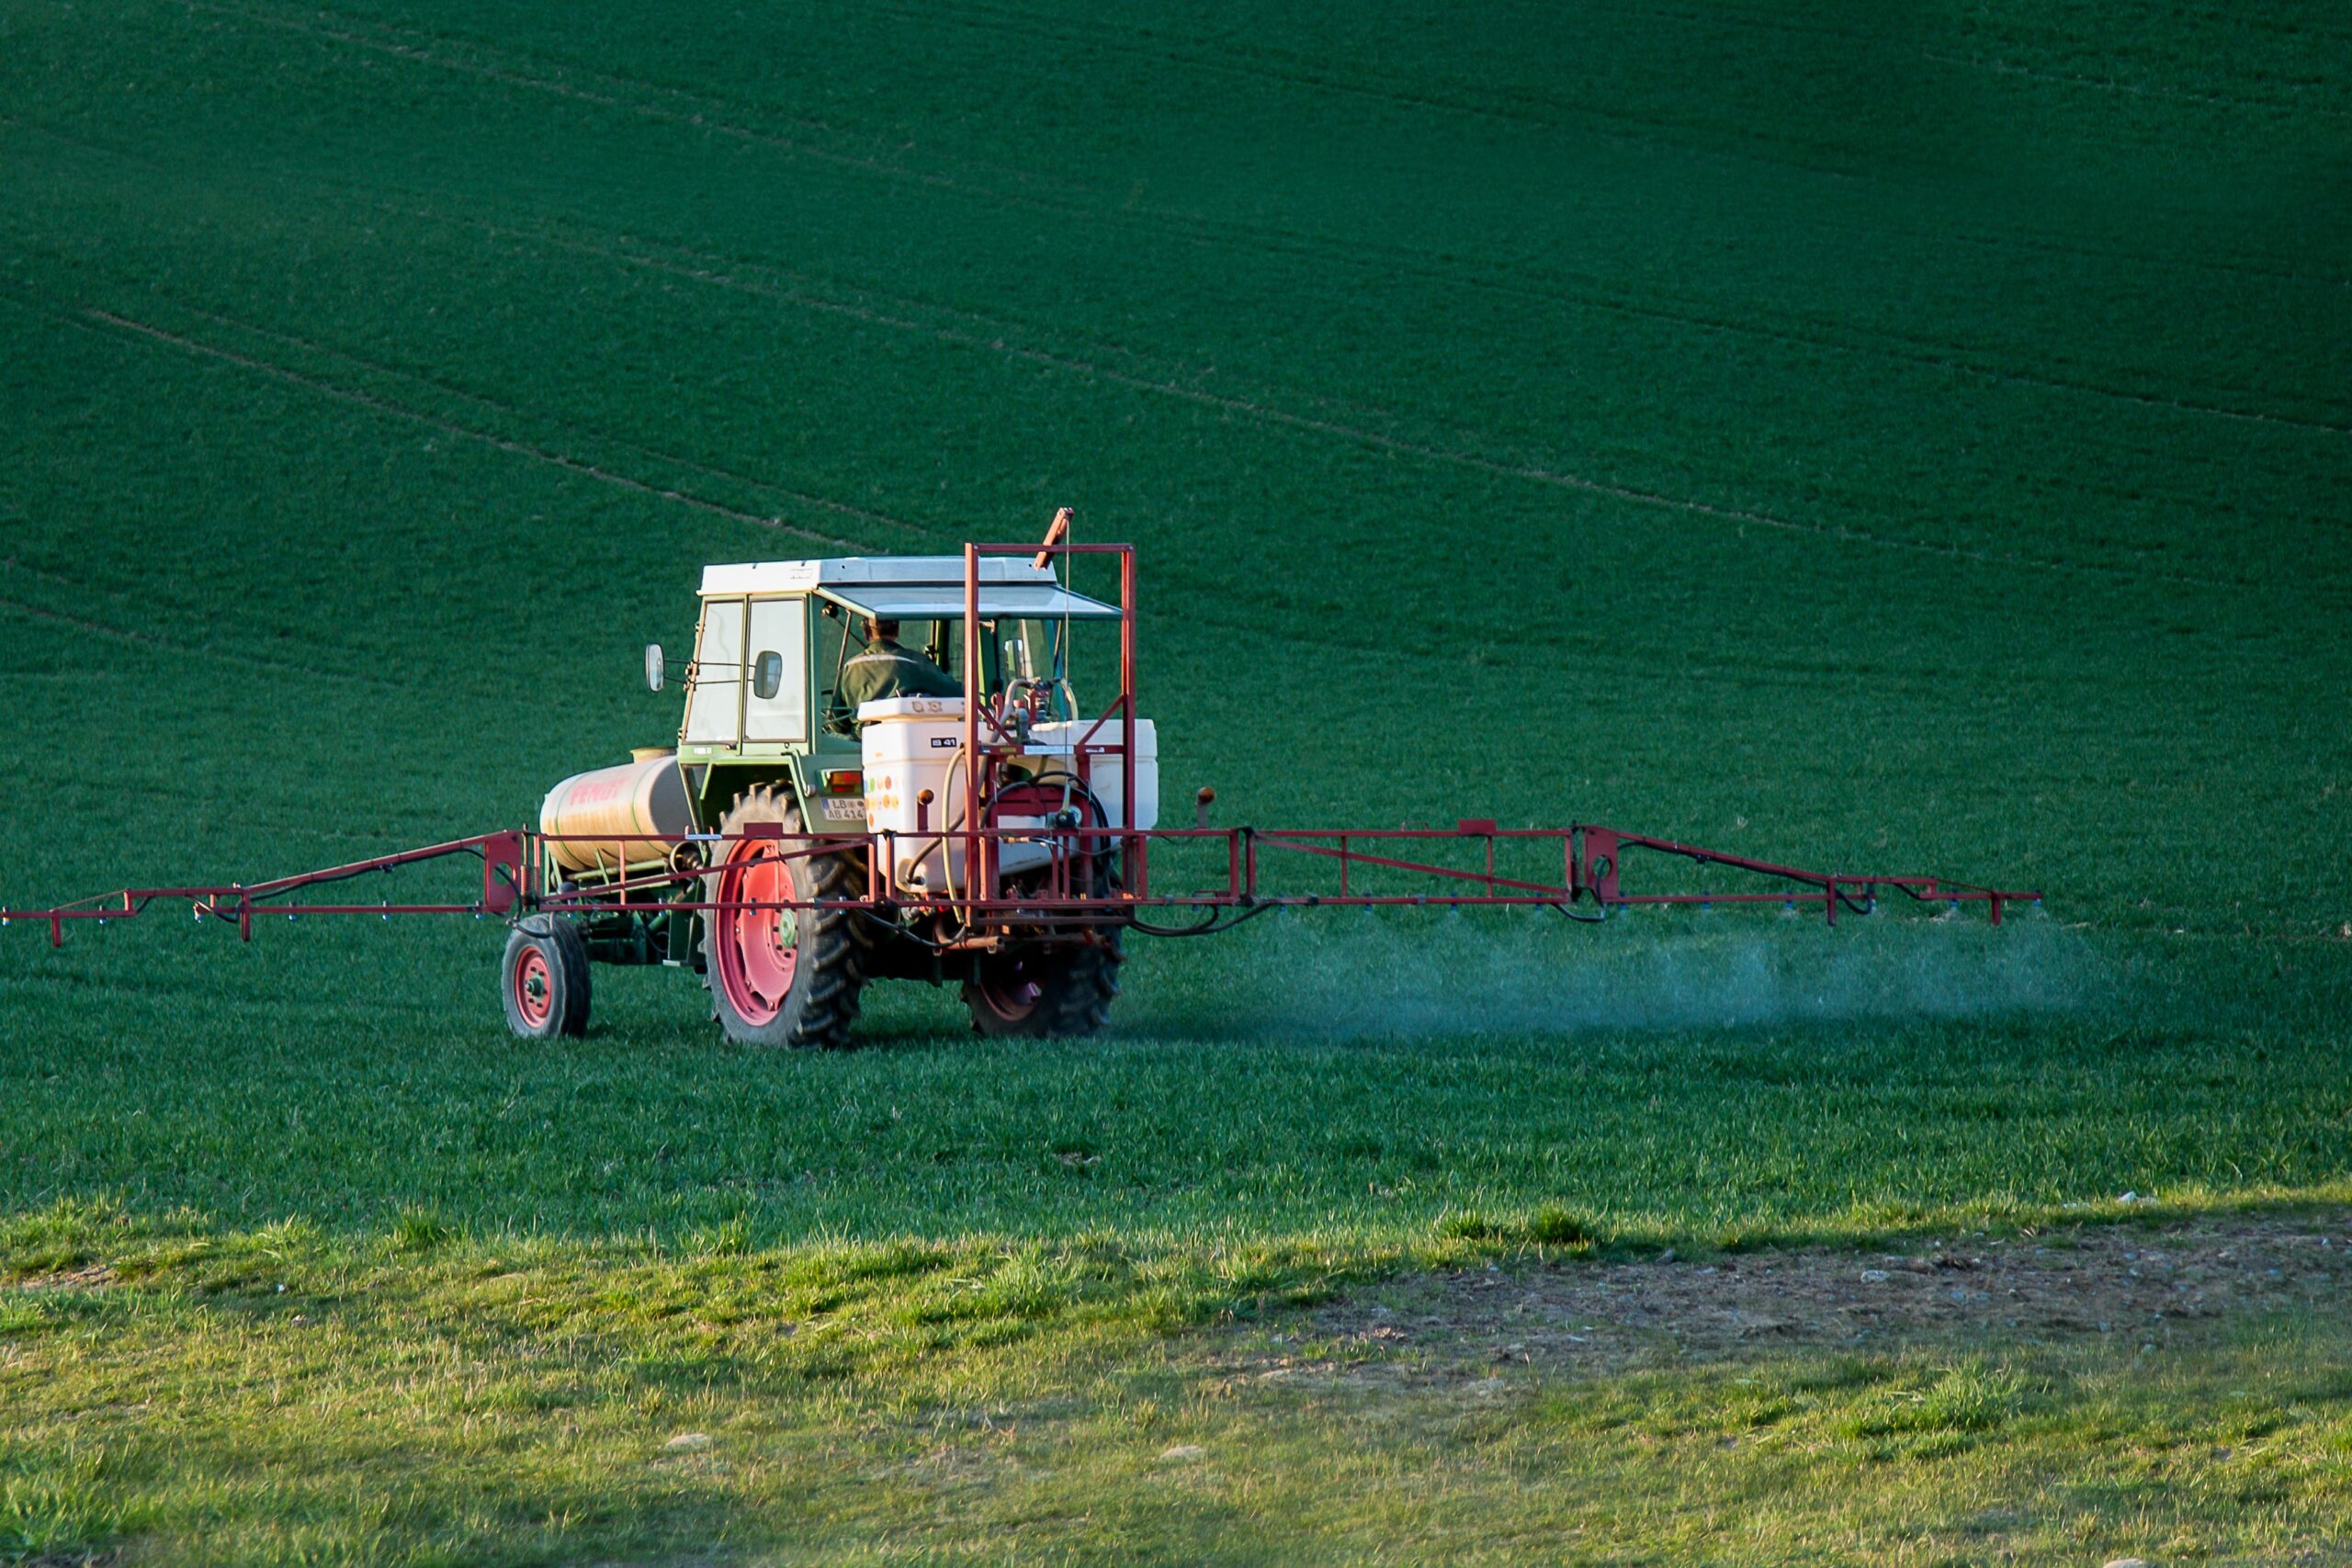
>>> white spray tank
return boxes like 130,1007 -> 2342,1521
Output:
858,698 -> 1157,894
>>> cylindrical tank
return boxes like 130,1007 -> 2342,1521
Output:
539,755 -> 693,876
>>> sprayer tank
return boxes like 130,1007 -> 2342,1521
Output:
857,698 -> 1158,892
537,754 -> 692,876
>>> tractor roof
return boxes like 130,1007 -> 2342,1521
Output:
698,556 -> 1120,620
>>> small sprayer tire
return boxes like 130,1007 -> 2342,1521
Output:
701,786 -> 866,1048
501,919 -> 591,1040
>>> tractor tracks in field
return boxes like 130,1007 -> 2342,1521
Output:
861,0 -> 1868,175
403,215 -> 2261,596
492,197 -> 2352,474
189,0 -> 1855,196
173,0 -> 1097,209
0,559 -> 450,695
18,103 -> 2335,592
880,0 -> 2352,197
1012,0 -> 2352,124
6,298 -> 2335,683
195,0 -> 2335,311
0,273 -> 909,554
98,289 -> 928,547
0,216 -> 2275,603
177,0 -> 2352,423
4,123 -> 2334,597
77,305 -> 859,542
1613,0 -> 2352,119
0,499 -> 493,699
1917,48 -> 2352,118
0,592 -> 167,648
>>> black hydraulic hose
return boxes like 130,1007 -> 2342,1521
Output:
1127,901 -> 1282,939
856,907 -> 945,951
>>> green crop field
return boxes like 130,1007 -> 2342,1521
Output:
4,1 -> 2350,1562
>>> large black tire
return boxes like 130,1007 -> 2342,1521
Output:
961,856 -> 1124,1038
701,786 -> 867,1048
502,919 -> 592,1040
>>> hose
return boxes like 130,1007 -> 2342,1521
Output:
1127,901 -> 1281,939
933,744 -> 975,939
858,907 -> 944,951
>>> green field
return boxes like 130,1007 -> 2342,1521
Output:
4,1 -> 2350,1561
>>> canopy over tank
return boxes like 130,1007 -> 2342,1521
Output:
539,755 -> 692,875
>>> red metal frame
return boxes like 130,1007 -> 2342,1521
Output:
956,541 -> 1144,919
0,539 -> 2042,946
0,819 -> 2040,945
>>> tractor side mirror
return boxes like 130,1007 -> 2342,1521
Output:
644,644 -> 666,693
752,649 -> 784,701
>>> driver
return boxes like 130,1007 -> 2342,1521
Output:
840,616 -> 963,715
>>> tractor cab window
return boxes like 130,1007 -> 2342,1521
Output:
935,620 -> 1048,700
819,613 -> 952,733
907,619 -> 947,671
683,596 -> 743,745
812,604 -> 1070,730
925,617 -> 1069,716
742,596 -> 808,741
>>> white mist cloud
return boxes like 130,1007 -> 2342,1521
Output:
1147,907 -> 2102,1038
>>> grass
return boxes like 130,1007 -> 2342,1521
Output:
7,1208 -> 2352,1564
6,916 -> 2347,1247
2,0 -> 2349,1559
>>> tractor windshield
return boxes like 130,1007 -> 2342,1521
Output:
999,618 -> 1053,684
923,617 -> 1067,717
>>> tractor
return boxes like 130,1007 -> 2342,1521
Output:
513,536 -> 1151,1046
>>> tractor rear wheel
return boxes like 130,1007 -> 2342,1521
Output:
701,786 -> 867,1048
502,919 -> 592,1039
961,858 -> 1124,1038
962,938 -> 1123,1038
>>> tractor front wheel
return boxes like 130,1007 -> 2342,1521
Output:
501,919 -> 592,1039
701,786 -> 867,1048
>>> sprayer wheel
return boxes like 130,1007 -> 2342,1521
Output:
701,786 -> 868,1049
501,919 -> 591,1040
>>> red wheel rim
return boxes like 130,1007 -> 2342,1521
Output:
511,944 -> 554,1030
978,953 -> 1045,1022
716,840 -> 798,1027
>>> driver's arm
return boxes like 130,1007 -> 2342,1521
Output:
901,652 -> 963,698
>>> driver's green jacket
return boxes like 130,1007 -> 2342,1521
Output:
841,639 -> 963,713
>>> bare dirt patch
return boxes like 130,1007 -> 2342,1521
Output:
8,1261 -> 117,1292
1295,1212 -> 2352,1380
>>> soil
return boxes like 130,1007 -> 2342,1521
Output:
1291,1212 -> 2352,1378
7,1262 -> 116,1292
